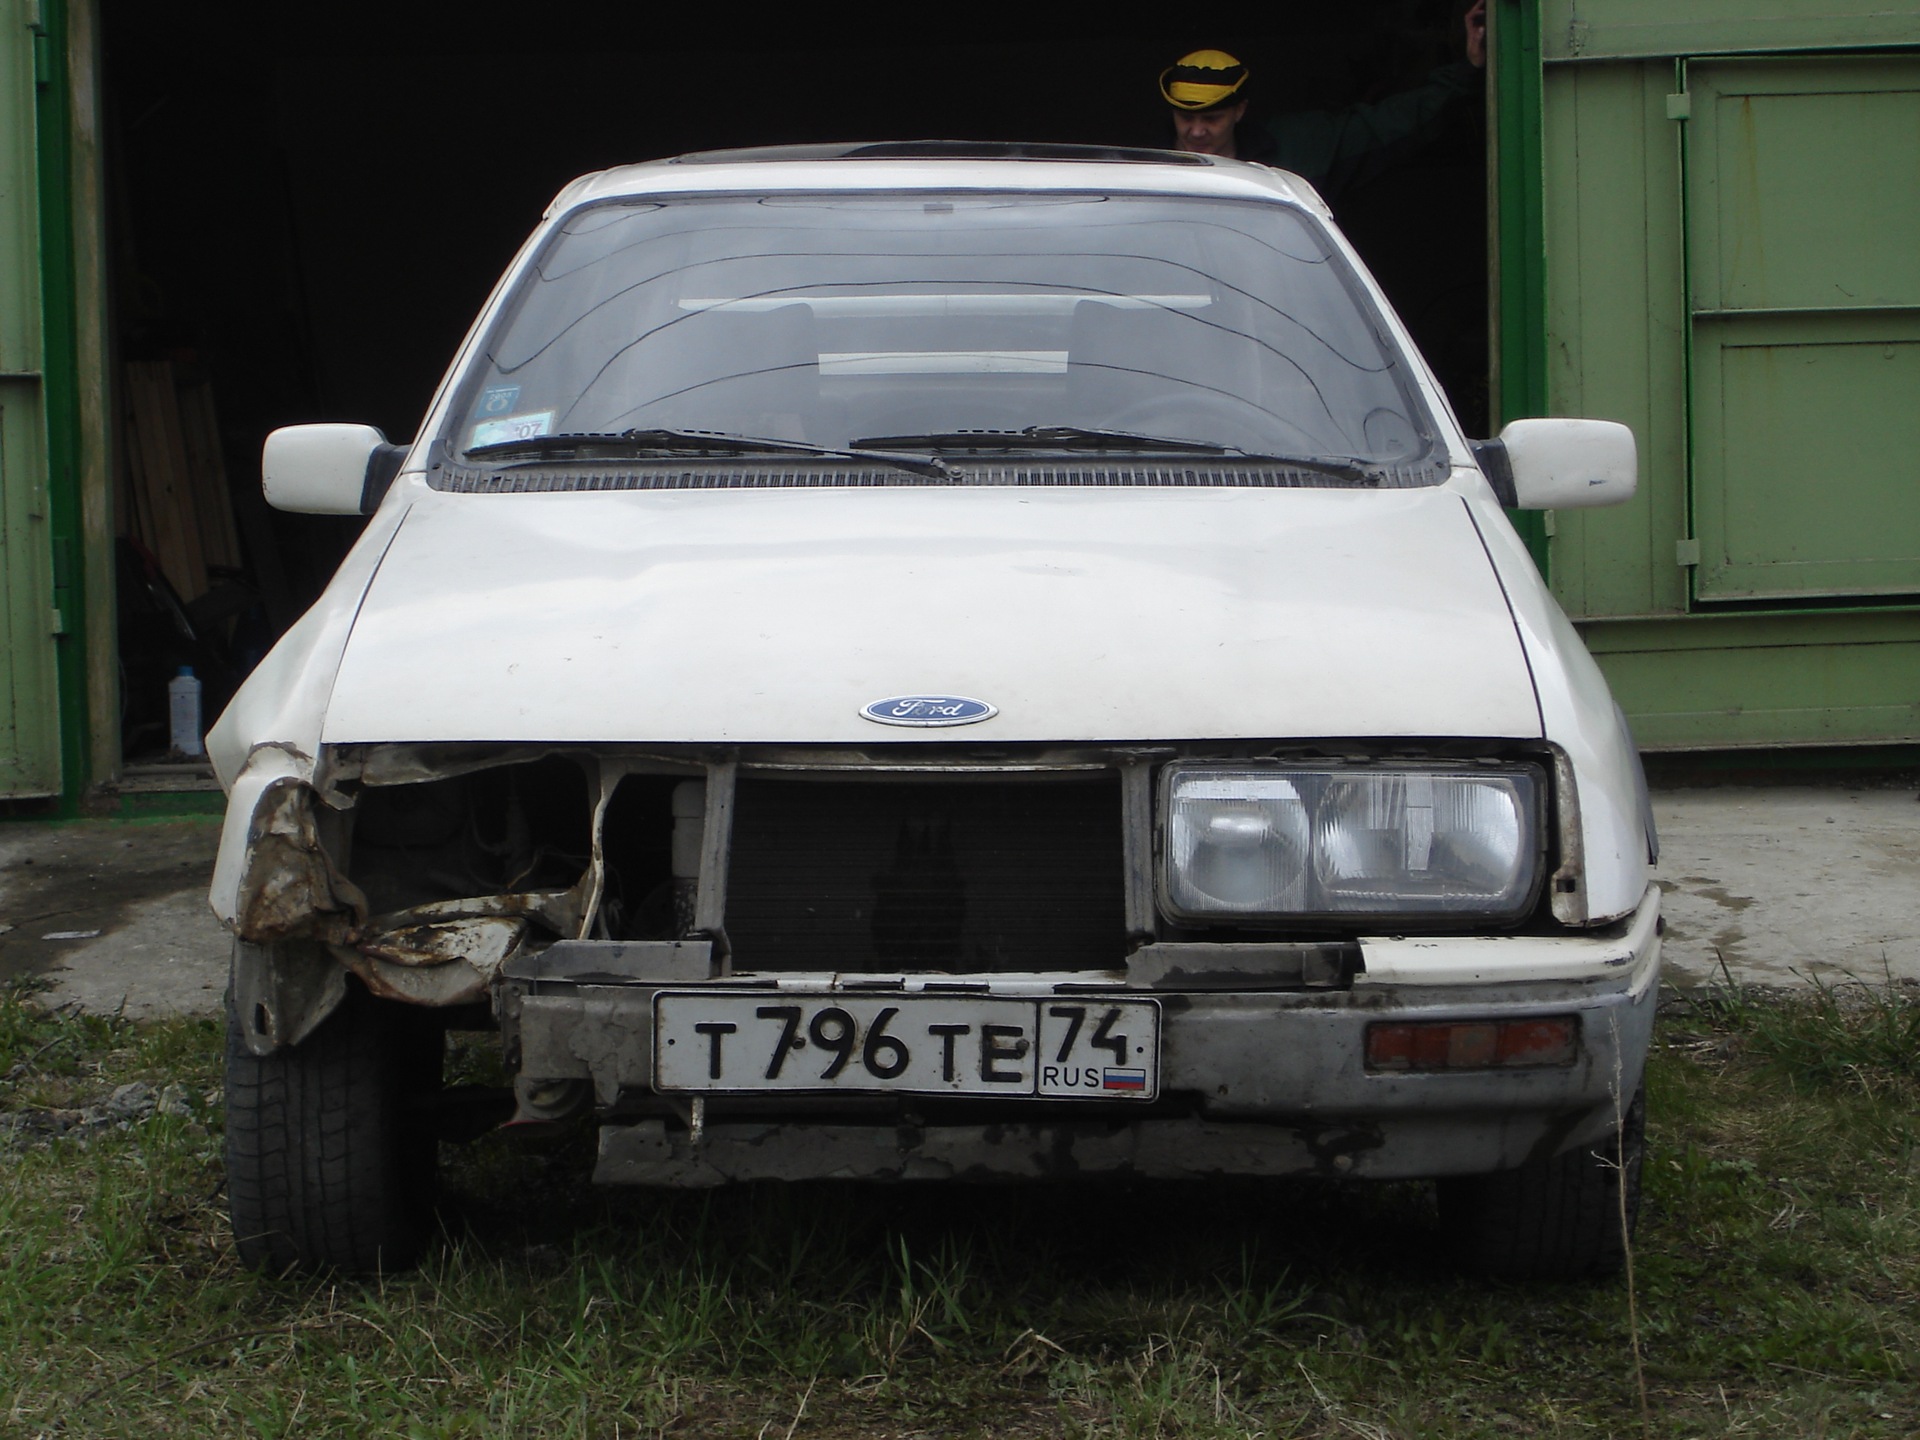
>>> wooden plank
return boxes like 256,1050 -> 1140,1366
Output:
124,365 -> 172,587
122,366 -> 160,568
177,379 -> 241,572
68,0 -> 123,790
113,369 -> 135,540
149,366 -> 208,597
204,390 -> 242,572
173,378 -> 220,569
124,361 -> 205,601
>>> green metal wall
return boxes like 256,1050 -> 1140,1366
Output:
1511,0 -> 1920,749
0,0 -> 102,812
0,0 -> 64,798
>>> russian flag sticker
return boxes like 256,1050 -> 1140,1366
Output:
1101,1067 -> 1148,1092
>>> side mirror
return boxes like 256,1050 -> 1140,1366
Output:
262,424 -> 407,515
1472,418 -> 1637,510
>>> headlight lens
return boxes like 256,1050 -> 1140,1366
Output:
1167,775 -> 1313,913
1163,765 -> 1542,920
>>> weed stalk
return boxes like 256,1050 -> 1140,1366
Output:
1611,1011 -> 1649,1438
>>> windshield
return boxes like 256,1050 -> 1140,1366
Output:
445,191 -> 1433,466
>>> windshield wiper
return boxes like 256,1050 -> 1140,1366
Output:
851,426 -> 1384,483
467,428 -> 962,481
1230,452 -> 1383,483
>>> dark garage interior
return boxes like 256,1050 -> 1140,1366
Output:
100,1 -> 1487,761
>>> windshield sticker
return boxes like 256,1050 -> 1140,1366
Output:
470,411 -> 554,448
476,384 -> 522,416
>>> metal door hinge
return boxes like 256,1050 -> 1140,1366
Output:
1665,92 -> 1692,121
1675,538 -> 1700,567
27,1 -> 54,89
50,607 -> 66,636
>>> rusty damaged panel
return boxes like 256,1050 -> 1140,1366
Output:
233,780 -> 366,943
232,772 -> 599,1009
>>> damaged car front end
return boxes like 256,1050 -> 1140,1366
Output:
209,143 -> 1656,1278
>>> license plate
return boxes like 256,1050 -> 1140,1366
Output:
654,993 -> 1159,1100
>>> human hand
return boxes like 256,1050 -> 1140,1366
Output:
1465,0 -> 1487,68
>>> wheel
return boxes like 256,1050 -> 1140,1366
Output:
226,978 -> 443,1273
1437,1087 -> 1645,1280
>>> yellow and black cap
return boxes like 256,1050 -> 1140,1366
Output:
1159,49 -> 1250,112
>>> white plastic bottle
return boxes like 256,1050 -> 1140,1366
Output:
168,666 -> 205,758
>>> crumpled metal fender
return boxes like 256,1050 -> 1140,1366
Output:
207,500 -> 412,929
229,895 -> 542,1052
216,744 -> 592,1048
218,763 -> 366,1052
231,937 -> 349,1056
220,771 -> 365,943
339,897 -> 554,1009
218,768 -> 583,1034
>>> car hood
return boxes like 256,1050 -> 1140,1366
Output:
318,483 -> 1542,745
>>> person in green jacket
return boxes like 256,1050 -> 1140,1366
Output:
1161,0 -> 1486,196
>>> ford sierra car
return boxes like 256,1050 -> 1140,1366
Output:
208,141 -> 1656,1278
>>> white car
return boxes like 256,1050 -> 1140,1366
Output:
209,141 -> 1657,1278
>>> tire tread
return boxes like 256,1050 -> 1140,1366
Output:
1438,1088 -> 1645,1280
226,983 -> 438,1273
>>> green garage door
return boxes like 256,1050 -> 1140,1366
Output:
1,17 -> 61,798
0,388 -> 60,799
1686,57 -> 1920,602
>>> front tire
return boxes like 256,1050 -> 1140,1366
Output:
226,979 -> 442,1273
1437,1088 -> 1645,1280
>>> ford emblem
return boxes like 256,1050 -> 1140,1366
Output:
860,694 -> 998,727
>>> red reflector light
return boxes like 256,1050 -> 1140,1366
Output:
1366,1017 -> 1577,1072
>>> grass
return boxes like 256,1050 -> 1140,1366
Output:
2,973 -> 1916,1438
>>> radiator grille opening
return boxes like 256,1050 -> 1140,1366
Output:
724,773 -> 1126,972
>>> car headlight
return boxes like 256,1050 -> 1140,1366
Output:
1163,765 -> 1543,921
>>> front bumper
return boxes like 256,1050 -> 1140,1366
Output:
497,885 -> 1660,1185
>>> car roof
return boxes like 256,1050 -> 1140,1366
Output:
544,140 -> 1328,218
670,141 -> 1212,166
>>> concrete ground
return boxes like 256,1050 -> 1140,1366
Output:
1650,784 -> 1918,988
0,783 -> 1914,1018
0,815 -> 227,1018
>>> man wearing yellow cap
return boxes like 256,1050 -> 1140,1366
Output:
1161,1 -> 1486,193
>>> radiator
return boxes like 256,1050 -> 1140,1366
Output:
724,773 -> 1126,972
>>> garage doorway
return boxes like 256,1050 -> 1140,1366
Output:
99,2 -> 1488,764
